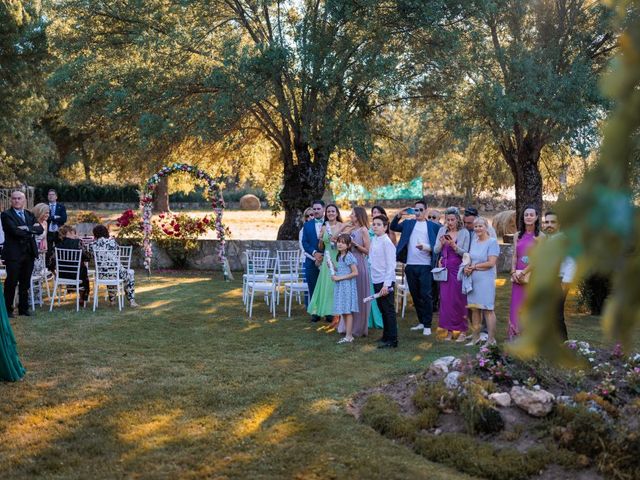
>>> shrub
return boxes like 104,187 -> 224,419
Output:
550,404 -> 610,457
459,380 -> 504,435
413,381 -> 459,413
413,407 -> 439,431
414,433 -> 550,480
577,274 -> 611,315
74,211 -> 102,224
360,394 -> 416,441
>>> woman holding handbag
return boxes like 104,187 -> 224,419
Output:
433,207 -> 470,341
509,206 -> 544,339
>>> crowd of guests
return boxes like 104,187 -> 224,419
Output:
299,199 -> 574,349
0,189 -> 138,382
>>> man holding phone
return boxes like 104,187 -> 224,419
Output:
390,199 -> 441,336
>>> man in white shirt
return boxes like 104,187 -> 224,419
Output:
370,215 -> 398,348
543,211 -> 576,341
390,199 -> 441,336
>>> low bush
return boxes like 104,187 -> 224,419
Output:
360,394 -> 416,441
414,433 -> 552,480
413,407 -> 439,431
459,380 -> 504,435
413,381 -> 459,413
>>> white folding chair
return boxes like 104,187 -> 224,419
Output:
245,256 -> 277,318
395,262 -> 410,318
274,250 -> 300,305
242,250 -> 270,305
93,248 -> 125,311
30,253 -> 52,309
283,259 -> 308,317
50,248 -> 83,312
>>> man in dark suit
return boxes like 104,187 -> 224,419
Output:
1,191 -> 44,317
301,200 -> 326,322
46,189 -> 67,254
390,199 -> 441,336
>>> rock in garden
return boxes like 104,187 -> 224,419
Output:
239,194 -> 261,210
510,386 -> 555,417
451,358 -> 463,371
444,371 -> 462,389
488,392 -> 512,407
429,356 -> 456,376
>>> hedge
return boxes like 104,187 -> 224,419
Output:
34,182 -> 266,204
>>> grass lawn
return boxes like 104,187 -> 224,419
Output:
0,273 -> 635,479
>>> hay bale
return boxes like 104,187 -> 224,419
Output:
492,210 -> 516,240
239,194 -> 261,210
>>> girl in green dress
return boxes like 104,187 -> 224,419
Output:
307,204 -> 343,321
0,283 -> 26,381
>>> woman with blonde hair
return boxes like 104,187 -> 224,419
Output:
30,203 -> 50,275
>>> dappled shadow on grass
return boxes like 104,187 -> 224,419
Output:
1,272 -> 633,479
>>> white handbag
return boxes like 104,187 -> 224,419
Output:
432,267 -> 448,282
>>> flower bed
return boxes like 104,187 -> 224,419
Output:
351,343 -> 640,480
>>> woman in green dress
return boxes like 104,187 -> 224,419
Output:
0,283 -> 26,382
307,204 -> 344,321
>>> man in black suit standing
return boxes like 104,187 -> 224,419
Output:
1,191 -> 44,317
46,189 -> 67,253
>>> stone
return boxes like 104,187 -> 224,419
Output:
239,194 -> 261,210
489,392 -> 512,407
429,356 -> 456,376
444,371 -> 462,389
451,358 -> 463,371
510,386 -> 555,417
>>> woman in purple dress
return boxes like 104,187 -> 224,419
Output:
509,206 -> 543,339
339,206 -> 371,337
434,207 -> 470,341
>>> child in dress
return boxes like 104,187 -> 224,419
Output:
332,233 -> 359,344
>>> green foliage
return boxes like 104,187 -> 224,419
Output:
34,182 -> 140,203
514,0 -> 640,362
414,433 -> 553,480
413,381 -> 460,413
551,404 -> 610,457
73,211 -> 101,224
360,394 -> 416,441
459,380 -> 504,435
577,274 -> 612,315
0,0 -> 54,184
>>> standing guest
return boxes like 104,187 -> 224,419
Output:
370,215 -> 398,348
390,199 -> 440,336
341,206 -> 371,337
428,207 -> 443,311
301,200 -> 326,320
1,191 -> 44,317
434,207 -> 470,341
0,282 -> 25,381
463,207 -> 496,240
30,203 -> 50,276
307,204 -> 344,322
464,217 -> 500,346
509,206 -> 543,339
46,189 -> 67,256
332,234 -> 359,344
367,207 -> 387,329
371,205 -> 397,244
90,225 -> 139,307
299,207 -> 315,263
543,211 -> 575,341
428,209 -> 442,225
56,225 -> 91,306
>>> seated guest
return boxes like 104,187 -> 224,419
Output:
30,203 -> 50,276
56,225 -> 91,306
89,225 -> 138,307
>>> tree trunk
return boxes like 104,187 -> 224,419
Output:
276,147 -> 330,240
503,139 -> 544,230
80,145 -> 91,182
153,176 -> 170,213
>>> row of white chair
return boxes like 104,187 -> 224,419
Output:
243,250 -> 308,318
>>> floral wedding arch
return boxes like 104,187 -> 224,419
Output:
140,163 -> 230,280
